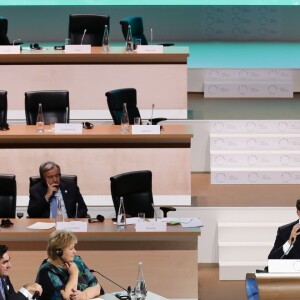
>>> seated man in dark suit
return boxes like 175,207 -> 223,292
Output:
246,199 -> 300,300
27,161 -> 88,218
0,245 -> 42,299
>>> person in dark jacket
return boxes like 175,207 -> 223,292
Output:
0,245 -> 42,300
27,161 -> 88,219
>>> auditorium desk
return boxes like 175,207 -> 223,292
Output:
1,46 -> 189,120
0,124 -> 192,207
246,272 -> 300,299
4,218 -> 200,300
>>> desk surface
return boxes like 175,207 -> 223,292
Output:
0,46 -> 189,64
0,218 -> 200,240
0,124 -> 193,148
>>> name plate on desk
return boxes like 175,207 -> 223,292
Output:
132,125 -> 160,134
136,45 -> 163,53
56,221 -> 88,232
135,220 -> 167,232
65,45 -> 91,54
55,123 -> 83,134
0,45 -> 20,54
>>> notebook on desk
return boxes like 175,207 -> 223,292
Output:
268,259 -> 300,273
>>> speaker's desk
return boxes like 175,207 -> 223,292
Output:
0,124 -> 192,206
3,218 -> 200,300
246,272 -> 300,299
1,46 -> 189,120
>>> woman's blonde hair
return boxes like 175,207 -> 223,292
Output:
47,230 -> 77,259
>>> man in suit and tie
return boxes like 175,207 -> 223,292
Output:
27,161 -> 88,218
0,245 -> 42,300
268,199 -> 300,259
246,199 -> 300,299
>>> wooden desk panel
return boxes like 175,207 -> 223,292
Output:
1,46 -> 189,120
247,272 -> 300,299
4,219 -> 199,299
0,125 -> 192,206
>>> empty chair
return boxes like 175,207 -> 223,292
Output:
105,88 -> 166,125
0,17 -> 10,45
0,90 -> 7,124
110,170 -> 176,219
0,174 -> 16,218
25,90 -> 69,125
68,14 -> 110,46
120,16 -> 148,45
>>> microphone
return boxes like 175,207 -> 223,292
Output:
12,38 -> 22,46
75,202 -> 78,220
150,28 -> 153,45
151,203 -> 157,222
81,29 -> 87,45
150,104 -> 154,125
280,237 -> 295,259
90,269 -> 131,299
66,107 -> 69,123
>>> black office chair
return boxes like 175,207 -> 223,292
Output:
68,14 -> 110,46
0,17 -> 10,45
29,175 -> 77,188
0,90 -> 7,125
120,16 -> 148,45
110,170 -> 176,219
25,90 -> 70,125
105,88 -> 166,125
0,174 -> 16,218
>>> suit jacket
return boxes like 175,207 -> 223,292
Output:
268,219 -> 300,259
27,179 -> 88,218
2,276 -> 27,300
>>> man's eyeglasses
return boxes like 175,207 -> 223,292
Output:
82,122 -> 94,129
45,174 -> 61,180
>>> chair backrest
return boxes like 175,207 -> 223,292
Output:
105,88 -> 141,125
110,170 -> 154,218
120,16 -> 148,45
0,174 -> 16,218
0,17 -> 9,45
30,174 -> 77,188
25,90 -> 69,125
0,90 -> 7,124
69,14 -> 110,46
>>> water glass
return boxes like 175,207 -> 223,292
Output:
49,117 -> 57,132
138,212 -> 145,222
134,117 -> 141,125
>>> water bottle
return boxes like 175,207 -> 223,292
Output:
121,103 -> 129,133
102,24 -> 109,53
56,196 -> 64,224
135,262 -> 147,300
125,25 -> 134,52
117,197 -> 126,229
36,103 -> 44,133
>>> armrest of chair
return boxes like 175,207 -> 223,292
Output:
159,206 -> 176,218
149,117 -> 167,125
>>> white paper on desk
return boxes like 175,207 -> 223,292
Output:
27,222 -> 55,230
55,123 -> 83,134
56,221 -> 88,232
162,217 -> 204,227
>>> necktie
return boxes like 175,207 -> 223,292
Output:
50,195 -> 57,218
0,279 -> 6,300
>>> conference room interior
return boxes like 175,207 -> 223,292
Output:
2,3 -> 300,300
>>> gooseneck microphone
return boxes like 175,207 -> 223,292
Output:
12,38 -> 22,46
90,269 -> 131,299
150,104 -> 154,125
280,237 -> 295,259
81,29 -> 87,45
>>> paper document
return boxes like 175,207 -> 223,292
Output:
27,222 -> 55,230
